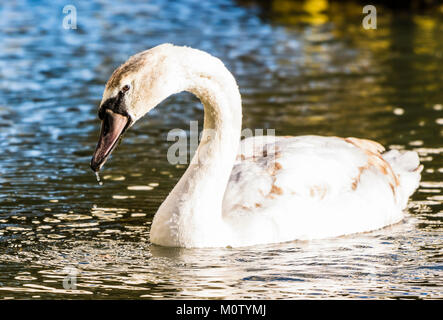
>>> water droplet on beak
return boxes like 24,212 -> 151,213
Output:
95,171 -> 103,186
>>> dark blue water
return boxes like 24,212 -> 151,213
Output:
0,0 -> 441,299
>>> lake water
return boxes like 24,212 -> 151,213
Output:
0,0 -> 441,299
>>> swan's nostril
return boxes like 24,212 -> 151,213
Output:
103,115 -> 111,136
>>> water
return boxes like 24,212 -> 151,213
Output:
0,0 -> 442,299
94,171 -> 103,186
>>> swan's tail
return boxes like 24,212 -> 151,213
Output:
383,149 -> 423,208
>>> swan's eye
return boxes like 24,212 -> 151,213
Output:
122,85 -> 130,92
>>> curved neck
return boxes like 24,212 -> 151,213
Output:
151,56 -> 242,247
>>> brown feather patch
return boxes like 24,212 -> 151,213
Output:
309,185 -> 328,199
344,137 -> 399,196
270,184 -> 283,195
107,53 -> 148,89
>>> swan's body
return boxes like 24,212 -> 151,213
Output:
91,44 -> 422,248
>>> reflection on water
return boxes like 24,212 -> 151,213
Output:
0,218 -> 441,299
0,0 -> 442,299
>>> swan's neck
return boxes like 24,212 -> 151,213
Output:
150,58 -> 242,247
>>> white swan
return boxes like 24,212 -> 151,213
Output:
91,44 -> 422,248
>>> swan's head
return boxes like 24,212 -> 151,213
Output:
90,44 -> 186,172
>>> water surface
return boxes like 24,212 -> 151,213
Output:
0,0 -> 442,299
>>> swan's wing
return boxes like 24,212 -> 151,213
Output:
222,135 -> 403,214
222,135 -> 421,245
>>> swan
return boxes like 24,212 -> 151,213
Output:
90,44 -> 422,248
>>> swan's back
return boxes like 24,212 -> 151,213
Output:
222,135 -> 422,246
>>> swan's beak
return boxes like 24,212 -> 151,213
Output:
90,109 -> 130,172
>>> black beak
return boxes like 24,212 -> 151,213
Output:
90,109 -> 130,172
